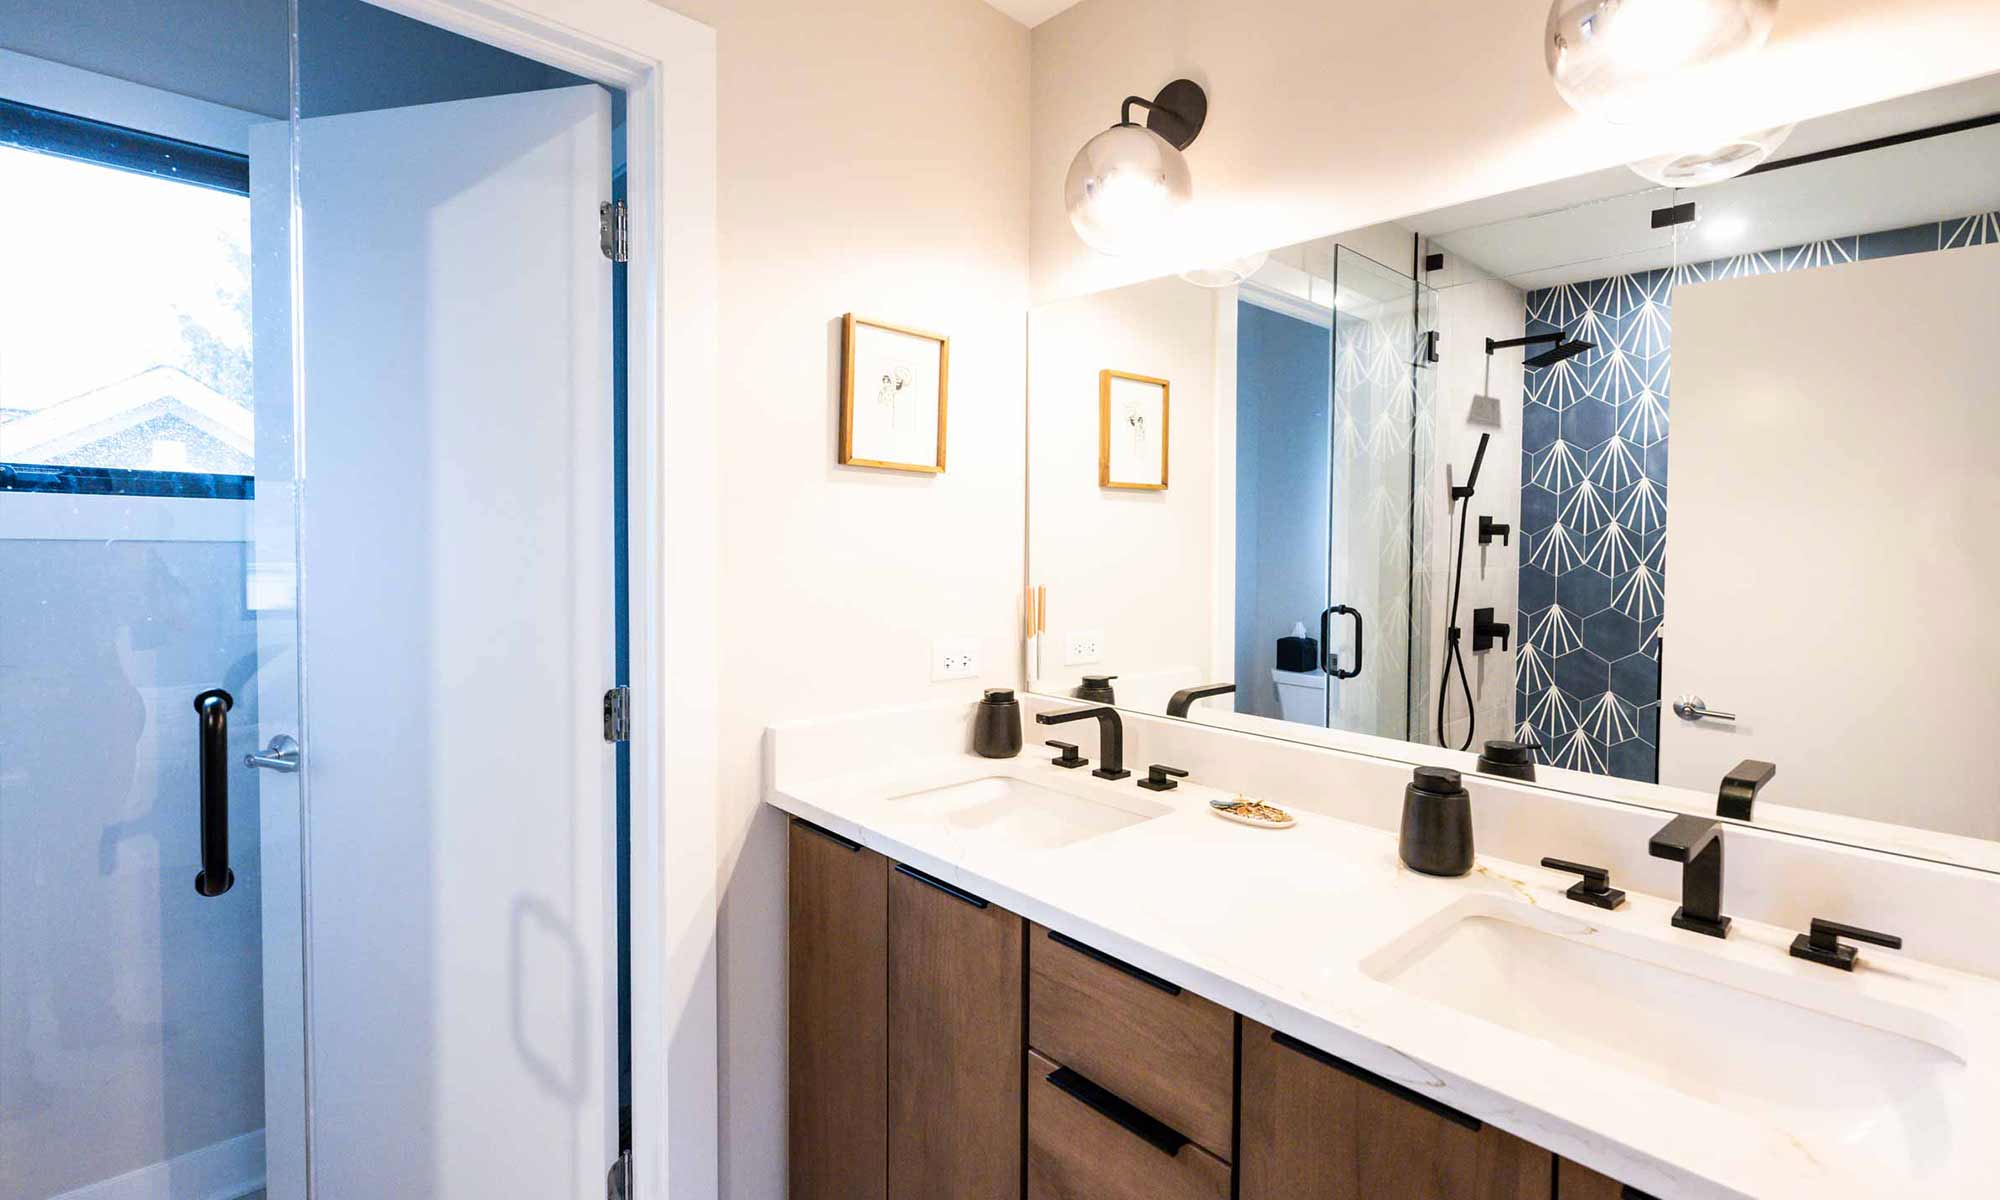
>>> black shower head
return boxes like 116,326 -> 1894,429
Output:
1487,330 -> 1594,370
1523,338 -> 1595,369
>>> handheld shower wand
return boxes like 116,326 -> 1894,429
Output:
1437,433 -> 1491,751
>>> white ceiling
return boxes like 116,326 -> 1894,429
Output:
983,0 -> 1084,27
1417,72 -> 2000,290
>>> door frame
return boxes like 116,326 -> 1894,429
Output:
353,2 -> 719,1196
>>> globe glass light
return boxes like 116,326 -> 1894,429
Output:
1628,122 -> 1793,187
1065,123 -> 1193,256
1546,0 -> 1779,127
1178,251 -> 1270,288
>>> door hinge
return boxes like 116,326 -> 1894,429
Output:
600,200 -> 629,261
603,686 -> 631,743
606,1148 -> 633,1200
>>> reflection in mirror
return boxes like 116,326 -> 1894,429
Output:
1028,71 -> 2000,869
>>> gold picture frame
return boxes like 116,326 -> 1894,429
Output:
1099,369 -> 1170,490
840,313 -> 949,473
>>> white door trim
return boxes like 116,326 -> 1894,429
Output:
346,3 -> 719,1197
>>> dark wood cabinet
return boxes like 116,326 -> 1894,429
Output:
1027,921 -> 1235,1158
787,819 -> 889,1200
1239,1018 -> 1552,1200
1026,1049 -> 1231,1200
886,863 -> 1024,1200
1558,1158 -> 1657,1199
788,827 -> 1670,1200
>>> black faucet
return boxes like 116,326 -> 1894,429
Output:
1035,706 -> 1128,780
1648,815 -> 1730,938
1166,683 -> 1234,718
1717,759 -> 1776,820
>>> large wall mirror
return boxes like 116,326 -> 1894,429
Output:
1027,71 -> 2000,871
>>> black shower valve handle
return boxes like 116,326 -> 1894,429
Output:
1478,515 -> 1511,546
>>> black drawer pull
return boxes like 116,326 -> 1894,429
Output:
1043,1066 -> 1189,1157
1047,929 -> 1181,996
893,863 -> 989,908
791,816 -> 862,852
1272,1030 -> 1481,1133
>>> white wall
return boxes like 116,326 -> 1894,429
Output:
1028,275 -> 1218,709
645,1 -> 1032,1196
1661,242 -> 2000,841
1028,0 -> 2000,302
1423,266 -> 1526,749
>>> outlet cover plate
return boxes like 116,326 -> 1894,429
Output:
931,638 -> 979,681
1065,630 -> 1103,665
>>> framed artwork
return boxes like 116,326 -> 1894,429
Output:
840,313 -> 949,473
1099,369 -> 1169,489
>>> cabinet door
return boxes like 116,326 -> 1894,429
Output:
1240,1020 -> 1551,1200
1559,1158 -> 1660,1200
888,864 -> 1025,1200
789,820 -> 890,1200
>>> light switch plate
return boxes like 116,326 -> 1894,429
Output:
931,638 -> 979,681
1065,630 -> 1103,665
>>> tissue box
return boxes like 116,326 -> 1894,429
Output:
1276,635 -> 1318,673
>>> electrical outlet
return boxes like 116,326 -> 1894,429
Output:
1064,630 -> 1104,665
931,638 -> 979,681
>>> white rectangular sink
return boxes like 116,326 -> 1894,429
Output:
885,776 -> 1166,852
1364,898 -> 1967,1179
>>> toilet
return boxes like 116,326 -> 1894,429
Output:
1271,668 -> 1328,725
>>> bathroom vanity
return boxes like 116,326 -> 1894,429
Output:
768,699 -> 2000,1200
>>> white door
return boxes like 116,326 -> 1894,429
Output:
1661,243 -> 2000,839
250,84 -> 618,1198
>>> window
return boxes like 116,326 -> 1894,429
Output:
0,98 -> 254,499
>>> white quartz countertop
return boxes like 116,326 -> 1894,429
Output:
766,745 -> 1999,1200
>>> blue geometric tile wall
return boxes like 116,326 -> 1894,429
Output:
1515,208 -> 2000,782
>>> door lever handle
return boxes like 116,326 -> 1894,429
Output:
1672,694 -> 1735,722
245,734 -> 302,773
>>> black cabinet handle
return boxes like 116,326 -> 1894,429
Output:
1271,1030 -> 1479,1132
1322,605 -> 1363,679
193,689 -> 235,897
893,863 -> 988,908
1042,1067 -> 1189,1157
792,816 -> 861,852
1047,929 -> 1181,995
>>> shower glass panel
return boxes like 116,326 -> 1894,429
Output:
1325,245 -> 1435,739
0,5 -> 305,1197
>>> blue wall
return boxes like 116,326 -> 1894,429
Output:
1517,209 -> 2000,781
1234,301 -> 1331,719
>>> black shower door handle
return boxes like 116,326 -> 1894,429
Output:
1322,605 -> 1363,680
193,688 -> 235,897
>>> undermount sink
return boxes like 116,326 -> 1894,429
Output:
1363,897 -> 1967,1178
885,776 -> 1166,851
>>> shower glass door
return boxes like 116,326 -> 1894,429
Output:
1324,245 -> 1436,739
0,19 -> 305,1195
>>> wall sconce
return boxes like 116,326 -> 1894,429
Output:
1065,78 -> 1208,256
1545,0 -> 1778,127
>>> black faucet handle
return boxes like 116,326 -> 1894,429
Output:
1045,740 -> 1088,769
1540,857 -> 1626,910
1137,764 -> 1189,792
1791,918 -> 1902,971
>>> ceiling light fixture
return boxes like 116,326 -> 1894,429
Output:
1065,79 -> 1207,256
1628,122 -> 1793,187
1179,251 -> 1269,288
1545,0 -> 1779,127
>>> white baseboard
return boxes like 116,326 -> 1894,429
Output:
51,1130 -> 265,1200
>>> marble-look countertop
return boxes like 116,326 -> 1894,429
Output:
766,745 -> 1998,1199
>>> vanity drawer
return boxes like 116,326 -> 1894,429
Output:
1027,922 -> 1234,1157
1027,1049 -> 1230,1200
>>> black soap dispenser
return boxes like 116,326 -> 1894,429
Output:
973,688 -> 1023,758
1073,674 -> 1118,704
1476,739 -> 1537,782
1400,766 -> 1474,877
